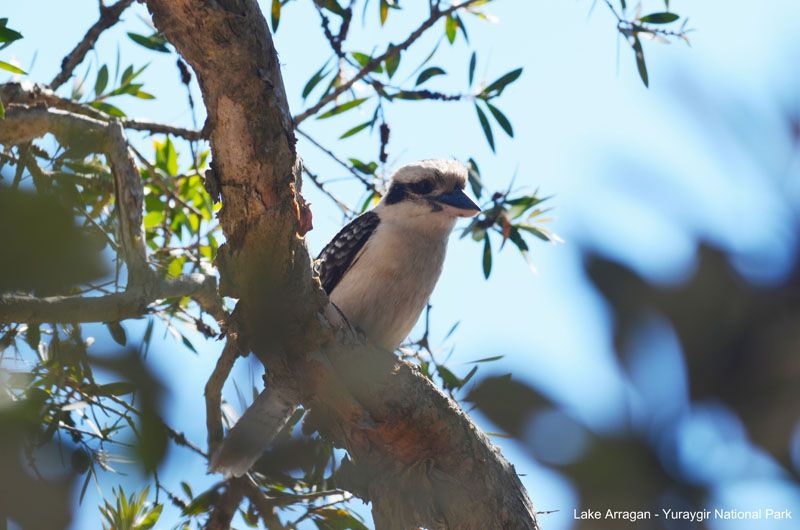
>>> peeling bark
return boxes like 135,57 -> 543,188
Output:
143,1 -> 539,528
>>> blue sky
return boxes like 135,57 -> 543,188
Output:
4,1 -> 800,528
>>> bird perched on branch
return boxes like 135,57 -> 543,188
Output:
208,159 -> 480,477
317,158 -> 481,350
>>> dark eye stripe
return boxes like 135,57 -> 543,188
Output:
408,179 -> 434,195
384,182 -> 409,204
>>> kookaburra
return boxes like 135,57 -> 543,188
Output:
317,158 -> 481,350
209,159 -> 480,477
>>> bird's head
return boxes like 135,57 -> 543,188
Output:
376,159 -> 481,224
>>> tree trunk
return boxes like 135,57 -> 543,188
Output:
143,1 -> 539,528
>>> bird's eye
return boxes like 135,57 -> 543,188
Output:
409,179 -> 434,195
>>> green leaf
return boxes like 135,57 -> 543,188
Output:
485,101 -> 513,137
0,60 -> 26,74
127,32 -> 169,53
137,503 -> 162,530
415,66 -> 445,86
631,34 -> 649,87
302,61 -> 330,100
94,65 -> 109,96
339,120 -> 373,139
385,51 -> 400,79
351,52 -> 371,67
25,324 -> 40,350
475,104 -> 495,152
133,90 -> 155,99
317,97 -> 368,119
90,101 -> 126,117
0,99 -> 4,119
437,365 -> 461,389
106,321 -> 127,346
181,333 -> 197,354
445,14 -> 457,44
466,158 -> 483,198
468,52 -> 476,86
456,15 -> 469,43
482,236 -> 492,278
482,68 -> 523,97
468,355 -> 504,364
99,382 -> 136,396
0,24 -> 23,44
144,211 -> 164,229
271,0 -> 282,31
640,12 -> 679,24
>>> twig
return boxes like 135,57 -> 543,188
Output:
295,128 -> 375,191
205,339 -> 241,457
293,0 -> 483,125
302,166 -> 355,217
50,0 -> 136,90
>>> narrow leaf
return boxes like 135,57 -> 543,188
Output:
485,101 -> 513,137
482,236 -> 492,278
181,334 -> 197,354
468,355 -> 505,364
475,104 -> 495,152
271,0 -> 282,32
316,97 -> 368,119
631,34 -> 649,87
445,15 -> 457,44
106,321 -> 127,346
483,68 -> 523,97
339,120 -> 373,139
0,60 -> 26,74
127,32 -> 169,53
302,62 -> 329,100
468,52 -> 476,86
415,66 -> 445,86
385,51 -> 400,79
25,324 -> 40,350
94,65 -> 109,96
640,12 -> 679,24
379,0 -> 389,25
0,99 -> 4,119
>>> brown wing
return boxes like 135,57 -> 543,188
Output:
316,211 -> 380,295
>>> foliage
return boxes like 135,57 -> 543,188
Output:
0,1 -> 695,528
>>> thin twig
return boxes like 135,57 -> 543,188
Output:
293,0 -> 483,125
295,128 -> 375,191
302,166 -> 355,218
205,338 -> 241,457
50,0 -> 136,90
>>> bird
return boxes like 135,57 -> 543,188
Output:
208,159 -> 480,477
317,158 -> 481,351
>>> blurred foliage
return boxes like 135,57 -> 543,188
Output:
0,0 -> 698,528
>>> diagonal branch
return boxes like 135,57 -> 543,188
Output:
49,0 -> 136,91
292,0 -> 482,125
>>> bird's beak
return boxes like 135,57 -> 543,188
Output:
431,189 -> 481,217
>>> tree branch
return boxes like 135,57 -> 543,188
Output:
1,82 -> 204,141
0,273 -> 223,324
107,120 -> 150,285
49,0 -> 136,91
292,0 -> 482,125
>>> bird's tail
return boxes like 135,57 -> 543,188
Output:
207,384 -> 299,478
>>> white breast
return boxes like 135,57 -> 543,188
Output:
329,217 -> 452,351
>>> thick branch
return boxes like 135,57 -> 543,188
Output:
107,120 -> 150,285
1,82 -> 204,141
0,273 -> 222,324
49,0 -> 136,90
293,0 -> 482,125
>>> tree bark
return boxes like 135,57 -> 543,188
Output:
143,1 -> 539,528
